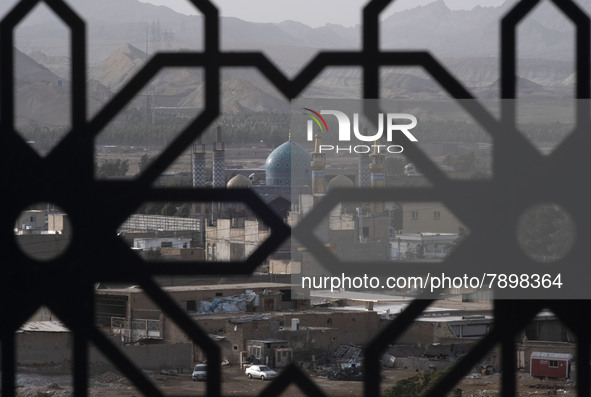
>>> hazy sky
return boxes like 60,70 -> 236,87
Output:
139,0 -> 506,27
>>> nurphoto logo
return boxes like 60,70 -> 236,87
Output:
302,108 -> 418,154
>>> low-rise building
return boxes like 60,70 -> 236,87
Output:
390,232 -> 459,261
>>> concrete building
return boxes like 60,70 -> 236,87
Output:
95,282 -> 298,329
16,321 -> 72,365
134,236 -> 192,251
188,309 -> 380,365
390,232 -> 459,261
15,321 -> 191,370
205,217 -> 270,262
401,202 -> 465,234
15,208 -> 69,235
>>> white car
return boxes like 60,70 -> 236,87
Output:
192,364 -> 207,381
245,364 -> 278,380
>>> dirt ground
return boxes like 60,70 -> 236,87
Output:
11,363 -> 576,397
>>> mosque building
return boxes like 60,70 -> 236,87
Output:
192,127 -> 465,266
191,127 -> 374,224
193,127 -> 395,263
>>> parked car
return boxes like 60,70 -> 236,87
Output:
192,364 -> 207,381
245,364 -> 278,380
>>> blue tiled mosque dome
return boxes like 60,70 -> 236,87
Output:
265,139 -> 311,186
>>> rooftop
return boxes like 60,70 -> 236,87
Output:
96,282 -> 293,294
17,321 -> 70,333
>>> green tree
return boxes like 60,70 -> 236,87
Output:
385,369 -> 455,397
144,202 -> 164,215
161,202 -> 177,216
442,151 -> 476,173
176,203 -> 192,217
97,159 -> 129,178
138,153 -> 151,174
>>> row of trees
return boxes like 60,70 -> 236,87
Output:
138,202 -> 193,217
96,110 -> 290,148
19,115 -> 570,153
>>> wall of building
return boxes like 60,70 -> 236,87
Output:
205,218 -> 270,262
15,331 -> 191,370
402,202 -> 464,234
522,318 -> 575,343
280,311 -> 380,346
269,259 -> 300,274
134,237 -> 192,251
224,319 -> 282,363
15,210 -> 45,231
393,320 -> 460,345
47,213 -> 69,234
15,234 -> 71,261
160,247 -> 205,260
97,284 -> 293,320
89,340 -> 193,370
16,332 -> 72,365
278,328 -> 340,360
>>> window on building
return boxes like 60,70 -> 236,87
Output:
186,300 -> 196,311
412,211 -> 419,220
251,346 -> 261,359
231,217 -> 244,228
549,360 -> 558,368
361,226 -> 369,238
230,243 -> 245,261
434,211 -> 440,220
280,289 -> 291,302
161,241 -> 173,248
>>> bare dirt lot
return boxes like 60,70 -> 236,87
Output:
12,364 -> 576,396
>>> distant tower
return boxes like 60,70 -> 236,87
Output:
311,133 -> 326,195
192,135 -> 206,188
358,152 -> 371,187
370,139 -> 385,213
212,125 -> 225,188
192,134 -> 207,215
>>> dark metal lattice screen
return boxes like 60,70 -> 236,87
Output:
1,0 -> 591,396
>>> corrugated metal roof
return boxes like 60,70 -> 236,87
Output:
17,321 -> 70,333
531,352 -> 573,360
97,282 -> 292,294
247,339 -> 288,344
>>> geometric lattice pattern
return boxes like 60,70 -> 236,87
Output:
2,1 -> 590,397
192,155 -> 206,188
358,153 -> 371,187
212,152 -> 226,188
